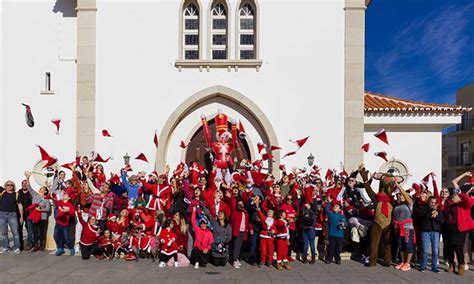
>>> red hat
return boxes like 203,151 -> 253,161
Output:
262,153 -> 273,161
270,145 -> 282,151
422,173 -> 433,184
215,110 -> 228,136
109,174 -> 120,183
374,151 -> 388,162
102,129 -> 112,137
325,169 -> 334,181
174,162 -> 187,177
43,156 -> 58,169
264,177 -> 274,189
91,151 -> 112,163
148,171 -> 159,179
135,153 -> 149,163
61,162 -> 75,170
250,171 -> 269,187
290,136 -> 309,149
153,131 -> 159,148
279,164 -> 286,171
257,142 -> 266,154
468,176 -> 474,185
238,120 -> 246,139
107,214 -> 117,220
51,118 -> 61,135
374,129 -> 389,145
361,143 -> 370,152
37,145 -> 52,161
179,140 -> 188,149
282,151 -> 296,159
339,170 -> 349,178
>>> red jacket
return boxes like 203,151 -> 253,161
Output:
159,227 -> 178,255
77,211 -> 100,245
191,210 -> 214,251
457,193 -> 474,232
275,219 -> 289,239
230,209 -> 250,240
54,200 -> 75,226
257,209 -> 276,238
280,203 -> 297,230
208,199 -> 231,218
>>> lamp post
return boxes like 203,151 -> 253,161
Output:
123,152 -> 131,165
307,153 -> 315,167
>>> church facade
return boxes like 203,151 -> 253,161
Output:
0,0 -> 467,186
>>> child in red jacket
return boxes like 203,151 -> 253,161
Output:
96,229 -> 114,260
51,192 -> 76,256
158,219 -> 179,267
190,206 -> 214,269
257,208 -> 276,267
275,210 -> 292,270
77,210 -> 100,260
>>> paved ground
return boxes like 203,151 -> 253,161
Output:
0,251 -> 473,284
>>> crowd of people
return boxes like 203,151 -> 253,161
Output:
0,156 -> 473,275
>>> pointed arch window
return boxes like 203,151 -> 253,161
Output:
210,2 -> 228,60
238,2 -> 256,59
183,3 -> 200,60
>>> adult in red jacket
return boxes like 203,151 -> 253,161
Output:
207,190 -> 231,219
190,206 -> 214,269
230,200 -> 250,268
280,194 -> 298,261
51,191 -> 75,256
77,210 -> 100,260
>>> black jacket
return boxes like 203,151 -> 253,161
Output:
415,204 -> 444,232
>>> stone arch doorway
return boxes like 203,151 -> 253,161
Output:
156,85 -> 280,176
185,119 -> 252,173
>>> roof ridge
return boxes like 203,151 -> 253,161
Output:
365,91 -> 460,109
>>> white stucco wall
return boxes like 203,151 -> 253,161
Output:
364,114 -> 462,190
95,0 -> 346,173
1,0 -> 77,185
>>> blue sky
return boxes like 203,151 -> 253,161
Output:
365,0 -> 474,104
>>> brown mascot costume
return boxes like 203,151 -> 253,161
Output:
359,166 -> 404,267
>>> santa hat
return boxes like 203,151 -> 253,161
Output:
238,121 -> 246,139
325,169 -> 334,181
37,145 -> 52,161
135,153 -> 149,163
107,214 -> 117,220
179,140 -> 188,149
174,162 -> 187,177
361,143 -> 370,152
109,174 -> 120,184
290,136 -> 309,149
61,162 -> 75,170
153,131 -> 159,148
250,171 -> 269,188
374,151 -> 388,162
339,170 -> 349,178
102,129 -> 112,137
91,151 -> 112,163
264,177 -> 274,189
148,171 -> 159,179
282,151 -> 296,159
43,156 -> 58,169
257,142 -> 266,154
279,164 -> 286,171
422,173 -> 433,184
51,118 -> 61,135
270,145 -> 282,151
262,153 -> 273,161
374,129 -> 389,145
311,166 -> 321,177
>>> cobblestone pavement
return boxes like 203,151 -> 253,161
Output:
0,251 -> 473,284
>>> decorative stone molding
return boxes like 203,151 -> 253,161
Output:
175,59 -> 262,71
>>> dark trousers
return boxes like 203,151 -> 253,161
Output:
18,217 -> 33,250
159,252 -> 178,262
232,232 -> 245,262
54,224 -> 74,250
248,231 -> 258,262
447,245 -> 464,265
97,244 -> 115,258
326,236 -> 343,262
190,247 -> 209,267
288,229 -> 297,256
212,256 -> 228,266
32,220 -> 47,248
369,223 -> 392,265
80,243 -> 99,260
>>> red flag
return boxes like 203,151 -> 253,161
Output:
374,151 -> 388,162
290,136 -> 309,149
270,145 -> 282,151
153,131 -> 159,148
135,153 -> 149,163
282,151 -> 296,159
179,141 -> 189,149
37,145 -> 52,161
374,129 -> 389,145
51,118 -> 61,135
257,142 -> 266,154
102,129 -> 112,137
361,143 -> 370,152
262,153 -> 274,161
238,120 -> 246,139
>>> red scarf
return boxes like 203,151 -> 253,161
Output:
376,193 -> 390,218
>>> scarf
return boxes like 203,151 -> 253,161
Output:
376,192 -> 390,218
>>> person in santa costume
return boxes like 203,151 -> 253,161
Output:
76,209 -> 100,260
96,229 -> 115,260
275,210 -> 292,270
158,219 -> 179,267
142,172 -> 172,215
256,207 -> 276,267
280,194 -> 298,262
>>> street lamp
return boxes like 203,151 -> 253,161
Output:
307,153 -> 315,167
123,152 -> 131,165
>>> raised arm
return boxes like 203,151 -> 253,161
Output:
121,170 -> 130,191
86,177 -> 100,194
452,171 -> 471,189
359,167 -> 376,203
201,115 -> 213,148
396,182 -> 412,205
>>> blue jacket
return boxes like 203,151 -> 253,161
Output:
121,171 -> 140,200
325,203 -> 347,238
